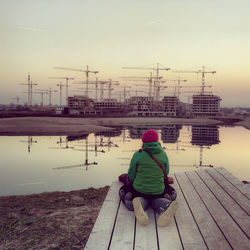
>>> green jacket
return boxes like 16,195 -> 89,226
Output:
128,142 -> 169,195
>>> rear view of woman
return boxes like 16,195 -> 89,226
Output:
120,129 -> 178,227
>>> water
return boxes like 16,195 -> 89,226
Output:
0,125 -> 250,196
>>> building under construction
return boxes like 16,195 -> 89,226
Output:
127,96 -> 176,117
192,94 -> 221,117
66,92 -> 221,118
162,96 -> 179,117
94,99 -> 123,114
67,95 -> 101,116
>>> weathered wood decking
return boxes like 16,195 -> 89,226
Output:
85,167 -> 250,250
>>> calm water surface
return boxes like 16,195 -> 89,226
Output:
0,125 -> 250,196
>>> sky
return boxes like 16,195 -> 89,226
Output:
0,0 -> 249,107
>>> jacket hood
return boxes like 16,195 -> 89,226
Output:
142,142 -> 163,154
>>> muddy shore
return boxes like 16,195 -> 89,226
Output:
0,116 -> 249,136
0,116 -> 226,136
0,186 -> 109,249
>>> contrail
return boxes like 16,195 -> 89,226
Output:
147,19 -> 165,25
15,26 -> 47,32
18,181 -> 47,186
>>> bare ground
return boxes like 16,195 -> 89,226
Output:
0,186 -> 109,250
0,116 -> 226,136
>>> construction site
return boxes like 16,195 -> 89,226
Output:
5,64 -> 222,118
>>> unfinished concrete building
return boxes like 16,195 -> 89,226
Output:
192,94 -> 221,117
67,95 -> 101,116
127,96 -> 166,116
162,96 -> 179,117
94,99 -> 122,115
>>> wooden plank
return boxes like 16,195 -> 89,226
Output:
168,181 -> 207,250
156,215 -> 183,250
197,169 -> 250,237
175,172 -> 231,250
134,208 -> 158,250
156,174 -> 183,250
109,201 -> 135,249
85,182 -> 120,250
186,170 -> 249,249
206,168 -> 250,215
156,207 -> 183,250
215,167 -> 250,199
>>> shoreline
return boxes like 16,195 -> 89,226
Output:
0,116 -> 249,136
1,116 -> 245,136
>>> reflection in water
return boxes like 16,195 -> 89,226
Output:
191,125 -> 220,146
127,125 -> 219,169
95,130 -> 121,151
52,131 -> 123,170
128,125 -> 154,139
161,125 -> 182,143
1,125 -> 249,196
128,125 -> 182,143
49,136 -> 74,149
20,136 -> 37,153
191,125 -> 220,168
53,136 -> 106,170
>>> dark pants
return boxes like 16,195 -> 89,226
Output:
119,183 -> 177,213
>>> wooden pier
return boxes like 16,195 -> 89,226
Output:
85,167 -> 250,250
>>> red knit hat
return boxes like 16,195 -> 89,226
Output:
142,129 -> 159,143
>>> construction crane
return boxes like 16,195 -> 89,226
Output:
123,63 -> 170,101
32,90 -> 48,106
173,66 -> 216,94
112,89 -> 131,103
121,85 -> 131,102
56,82 -> 67,108
37,88 -> 57,107
106,79 -> 119,99
20,73 -> 38,106
12,96 -> 20,105
74,78 -> 104,101
135,89 -> 149,96
53,65 -> 98,97
121,72 -> 165,98
49,77 -> 74,103
163,79 -> 188,99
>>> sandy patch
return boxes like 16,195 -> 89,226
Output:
0,186 -> 109,249
0,116 -> 225,136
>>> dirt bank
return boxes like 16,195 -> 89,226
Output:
0,116 -> 225,136
235,117 -> 250,129
0,186 -> 109,249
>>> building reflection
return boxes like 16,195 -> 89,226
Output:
191,125 -> 220,146
161,125 -> 182,143
191,125 -> 220,168
128,125 -> 158,139
127,125 -> 182,144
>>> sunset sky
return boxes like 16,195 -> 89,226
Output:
0,0 -> 249,107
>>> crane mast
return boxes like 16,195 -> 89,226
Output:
173,66 -> 216,95
53,65 -> 98,97
122,63 -> 170,101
